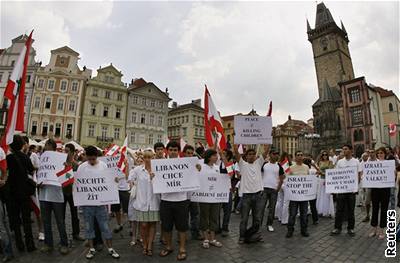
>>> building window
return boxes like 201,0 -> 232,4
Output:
349,88 -> 361,103
116,108 -> 121,119
158,101 -> 163,108
60,81 -> 67,92
101,126 -> 108,138
158,116 -> 163,126
57,98 -> 64,111
71,82 -> 78,92
150,115 -> 154,125
157,134 -> 163,143
150,100 -> 155,107
69,100 -> 76,112
114,127 -> 120,140
92,88 -> 98,97
183,127 -> 187,136
105,91 -> 111,99
31,121 -> 37,135
103,106 -> 109,117
140,113 -> 145,124
131,112 -> 137,123
141,97 -> 146,105
0,73 -> 2,83
45,97 -> 51,109
389,103 -> 394,112
55,123 -> 61,137
66,124 -> 73,138
27,75 -> 31,83
11,60 -> 15,67
148,134 -> 154,145
130,132 -> 136,143
48,80 -> 55,90
38,79 -> 44,88
350,106 -> 363,126
42,122 -> 48,135
117,93 -> 123,101
133,96 -> 138,104
90,104 -> 96,115
195,128 -> 198,136
88,124 -> 95,137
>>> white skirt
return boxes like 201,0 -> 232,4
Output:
316,179 -> 335,217
275,185 -> 289,224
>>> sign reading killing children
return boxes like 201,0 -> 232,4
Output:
361,160 -> 396,188
234,115 -> 272,144
37,151 -> 67,186
284,175 -> 317,201
191,166 -> 230,203
325,167 -> 359,194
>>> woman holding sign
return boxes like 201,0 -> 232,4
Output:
315,151 -> 335,217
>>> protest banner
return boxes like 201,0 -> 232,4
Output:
98,155 -> 125,178
361,160 -> 396,188
151,157 -> 200,194
284,175 -> 317,201
191,165 -> 230,203
73,163 -> 120,206
37,151 -> 67,186
234,115 -> 272,144
325,167 -> 358,193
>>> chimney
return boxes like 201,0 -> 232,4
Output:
192,99 -> 201,107
288,115 -> 292,120
172,101 -> 178,108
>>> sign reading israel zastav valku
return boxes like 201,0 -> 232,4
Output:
284,175 -> 317,201
151,157 -> 200,194
361,160 -> 396,188
234,115 -> 272,145
325,167 -> 358,194
37,151 -> 67,186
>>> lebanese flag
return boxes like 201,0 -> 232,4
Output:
105,144 -> 120,156
267,101 -> 272,117
225,161 -> 235,176
204,86 -> 227,150
117,136 -> 128,173
1,31 -> 33,150
0,147 -> 6,171
280,157 -> 290,174
56,166 -> 74,187
389,123 -> 397,137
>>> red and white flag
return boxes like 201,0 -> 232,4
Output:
225,161 -> 235,177
117,136 -> 128,173
389,123 -> 397,137
30,195 -> 40,217
204,85 -> 227,150
56,166 -> 74,187
105,144 -> 120,156
280,157 -> 291,174
1,31 -> 33,150
180,137 -> 187,150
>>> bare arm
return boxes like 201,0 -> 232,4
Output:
233,144 -> 241,163
261,144 -> 270,160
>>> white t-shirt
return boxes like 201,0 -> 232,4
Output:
117,175 -> 130,191
262,162 -> 282,190
336,157 -> 362,172
238,157 -> 264,194
130,165 -> 160,211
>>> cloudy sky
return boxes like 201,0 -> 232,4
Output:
1,1 -> 399,125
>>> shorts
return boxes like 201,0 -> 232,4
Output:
160,200 -> 189,232
111,190 -> 129,213
199,203 -> 220,231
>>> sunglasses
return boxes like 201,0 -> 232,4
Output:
322,154 -> 328,156
296,154 -> 303,157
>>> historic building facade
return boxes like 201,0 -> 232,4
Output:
0,34 -> 40,131
168,99 -> 206,147
28,46 -> 92,141
127,78 -> 170,149
80,64 -> 127,148
221,115 -> 235,148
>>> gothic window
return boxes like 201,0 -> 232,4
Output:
337,115 -> 341,130
348,88 -> 361,103
389,103 -> 394,112
350,106 -> 363,126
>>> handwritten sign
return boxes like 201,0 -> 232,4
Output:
191,164 -> 230,203
98,155 -> 124,177
325,167 -> 358,194
73,161 -> 120,206
234,116 -> 272,144
37,151 -> 67,186
151,157 -> 200,194
362,160 -> 396,188
284,175 -> 317,201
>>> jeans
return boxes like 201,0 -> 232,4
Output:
0,200 -> 13,257
82,206 -> 112,240
189,201 -> 200,236
334,193 -> 356,230
239,191 -> 264,238
221,192 -> 233,230
40,201 -> 68,247
261,188 -> 278,226
6,197 -> 34,249
287,201 -> 308,233
308,199 -> 318,223
63,193 -> 80,236
93,218 -> 104,246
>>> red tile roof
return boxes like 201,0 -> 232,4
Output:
372,86 -> 396,98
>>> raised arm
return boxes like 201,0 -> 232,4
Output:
261,144 -> 270,160
233,144 -> 241,163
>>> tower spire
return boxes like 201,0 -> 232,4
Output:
315,2 -> 336,28
340,20 -> 347,34
307,19 -> 311,32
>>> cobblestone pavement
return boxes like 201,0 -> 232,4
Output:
7,205 -> 399,263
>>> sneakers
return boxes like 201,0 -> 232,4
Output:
330,229 -> 341,236
38,232 -> 45,241
86,248 -> 96,260
347,229 -> 355,237
267,225 -> 274,232
113,225 -> 123,233
108,248 -> 120,259
209,240 -> 222,248
59,246 -> 69,255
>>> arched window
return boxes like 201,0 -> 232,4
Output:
389,103 -> 394,112
353,130 -> 358,142
358,129 -> 364,141
337,115 -> 341,130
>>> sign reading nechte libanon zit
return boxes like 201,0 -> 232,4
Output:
191,165 -> 230,203
361,160 -> 396,188
234,115 -> 272,145
284,175 -> 317,201
151,157 -> 200,194
325,167 -> 359,194
37,151 -> 67,186
73,161 -> 120,206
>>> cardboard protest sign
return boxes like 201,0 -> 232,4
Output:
284,175 -> 317,201
191,165 -> 230,203
325,167 -> 358,193
361,160 -> 396,188
98,155 -> 124,177
234,115 -> 272,144
151,157 -> 200,194
37,151 -> 67,186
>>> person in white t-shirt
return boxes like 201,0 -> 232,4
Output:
330,144 -> 362,237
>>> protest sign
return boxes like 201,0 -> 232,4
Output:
151,157 -> 200,194
325,167 -> 358,193
191,165 -> 230,203
98,155 -> 124,177
37,151 -> 67,186
284,175 -> 317,201
234,115 -> 272,144
73,162 -> 120,206
361,160 -> 396,188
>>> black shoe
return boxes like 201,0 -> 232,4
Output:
330,229 -> 341,236
26,245 -> 36,252
286,231 -> 293,238
347,229 -> 355,237
313,221 -> 319,225
16,242 -> 25,252
73,235 -> 85,241
301,232 -> 310,237
113,225 -> 123,233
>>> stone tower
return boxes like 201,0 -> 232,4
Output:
308,2 -> 354,153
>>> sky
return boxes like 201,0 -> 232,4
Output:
1,1 -> 399,126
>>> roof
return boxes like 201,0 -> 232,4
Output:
169,102 -> 204,113
97,64 -> 123,77
51,46 -> 79,56
131,78 -> 147,88
372,86 -> 396,98
128,80 -> 171,101
0,49 -> 4,55
315,2 -> 336,28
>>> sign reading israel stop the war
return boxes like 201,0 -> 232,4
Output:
325,167 -> 358,194
151,157 -> 200,194
37,151 -> 67,186
284,175 -> 317,201
191,165 -> 231,203
361,160 -> 396,188
98,155 -> 124,178
234,115 -> 272,145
